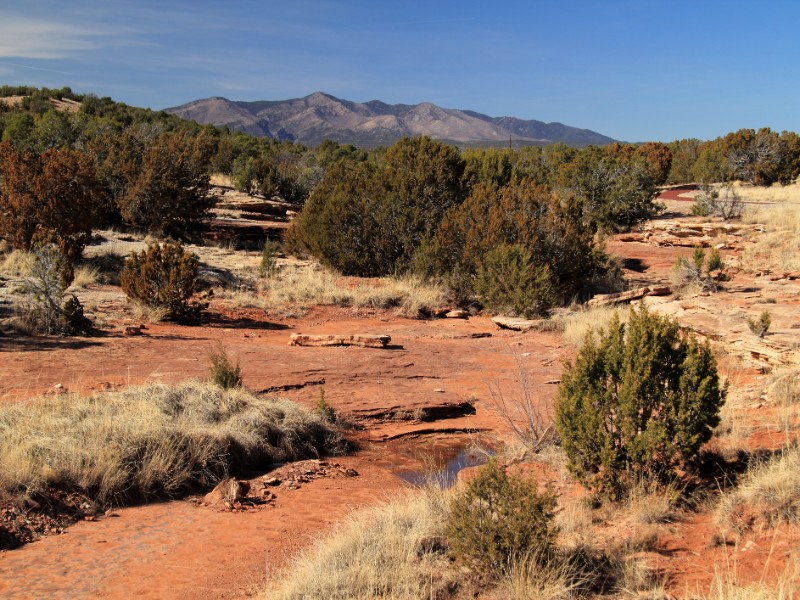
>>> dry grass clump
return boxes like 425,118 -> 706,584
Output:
742,202 -> 800,272
493,548 -> 594,600
561,305 -> 627,348
68,264 -> 99,289
270,486 -> 456,600
715,445 -> 800,531
228,267 -> 447,319
130,300 -> 170,323
701,557 -> 799,600
730,180 -> 800,204
0,381 -> 336,505
0,249 -> 36,278
625,478 -> 681,525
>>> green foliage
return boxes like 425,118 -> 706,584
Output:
692,246 -> 706,272
475,244 -> 556,317
288,136 -> 466,276
556,146 -> 661,233
673,246 -> 724,291
259,238 -> 279,278
116,130 -> 214,234
706,247 -> 723,272
429,178 -> 604,309
314,388 -> 336,423
446,460 -> 557,577
555,305 -> 725,500
208,343 -> 243,389
747,311 -> 771,338
18,245 -> 90,335
120,240 -> 204,321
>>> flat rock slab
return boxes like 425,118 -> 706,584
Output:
491,316 -> 543,332
289,333 -> 391,348
587,285 -> 672,308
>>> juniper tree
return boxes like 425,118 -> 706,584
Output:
555,305 -> 725,499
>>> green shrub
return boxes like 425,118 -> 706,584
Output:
706,247 -> 723,272
429,178 -> 605,306
446,460 -> 557,577
475,244 -> 556,317
120,240 -> 204,321
747,310 -> 771,338
314,388 -> 336,423
259,238 -> 279,278
555,305 -> 726,500
208,343 -> 242,389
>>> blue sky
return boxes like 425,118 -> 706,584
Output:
1,0 -> 798,142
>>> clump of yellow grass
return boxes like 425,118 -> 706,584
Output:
0,381 -> 336,505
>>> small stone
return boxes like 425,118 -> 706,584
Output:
433,388 -> 445,393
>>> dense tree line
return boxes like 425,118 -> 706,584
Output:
2,87 -> 800,318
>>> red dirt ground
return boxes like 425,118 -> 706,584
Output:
1,199 -> 798,598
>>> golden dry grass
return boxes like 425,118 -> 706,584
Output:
560,305 -> 627,348
728,180 -> 800,204
624,478 -> 680,525
270,486 -> 456,600
68,264 -> 99,289
715,445 -> 800,532
0,381 -> 336,505
130,300 -> 170,323
226,267 -> 447,319
0,249 -> 36,278
492,549 -> 593,600
742,202 -> 800,272
698,551 -> 799,600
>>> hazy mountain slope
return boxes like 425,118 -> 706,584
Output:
167,92 -> 615,147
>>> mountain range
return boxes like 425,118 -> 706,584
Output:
166,92 -> 615,148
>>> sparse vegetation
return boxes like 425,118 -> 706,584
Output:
692,183 -> 744,220
120,240 -> 204,321
0,381 -> 338,506
561,305 -> 627,349
487,352 -> 556,454
207,342 -> 242,389
226,267 -> 447,319
258,238 -> 279,278
314,388 -> 336,423
271,486 -> 456,599
742,201 -> 800,273
673,246 -> 722,293
555,305 -> 726,499
16,245 -> 90,335
747,310 -> 772,338
716,445 -> 800,531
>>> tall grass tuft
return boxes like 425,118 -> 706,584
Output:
271,485 -> 456,600
0,381 -> 337,505
208,342 -> 243,389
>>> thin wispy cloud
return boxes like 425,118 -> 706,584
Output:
0,17 -> 100,59
0,60 -> 76,75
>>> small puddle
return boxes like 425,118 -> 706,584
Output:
395,447 -> 487,488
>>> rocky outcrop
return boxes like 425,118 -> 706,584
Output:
289,333 -> 391,348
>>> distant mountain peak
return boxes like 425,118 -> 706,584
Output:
166,94 -> 615,148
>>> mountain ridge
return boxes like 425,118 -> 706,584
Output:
166,92 -> 616,148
